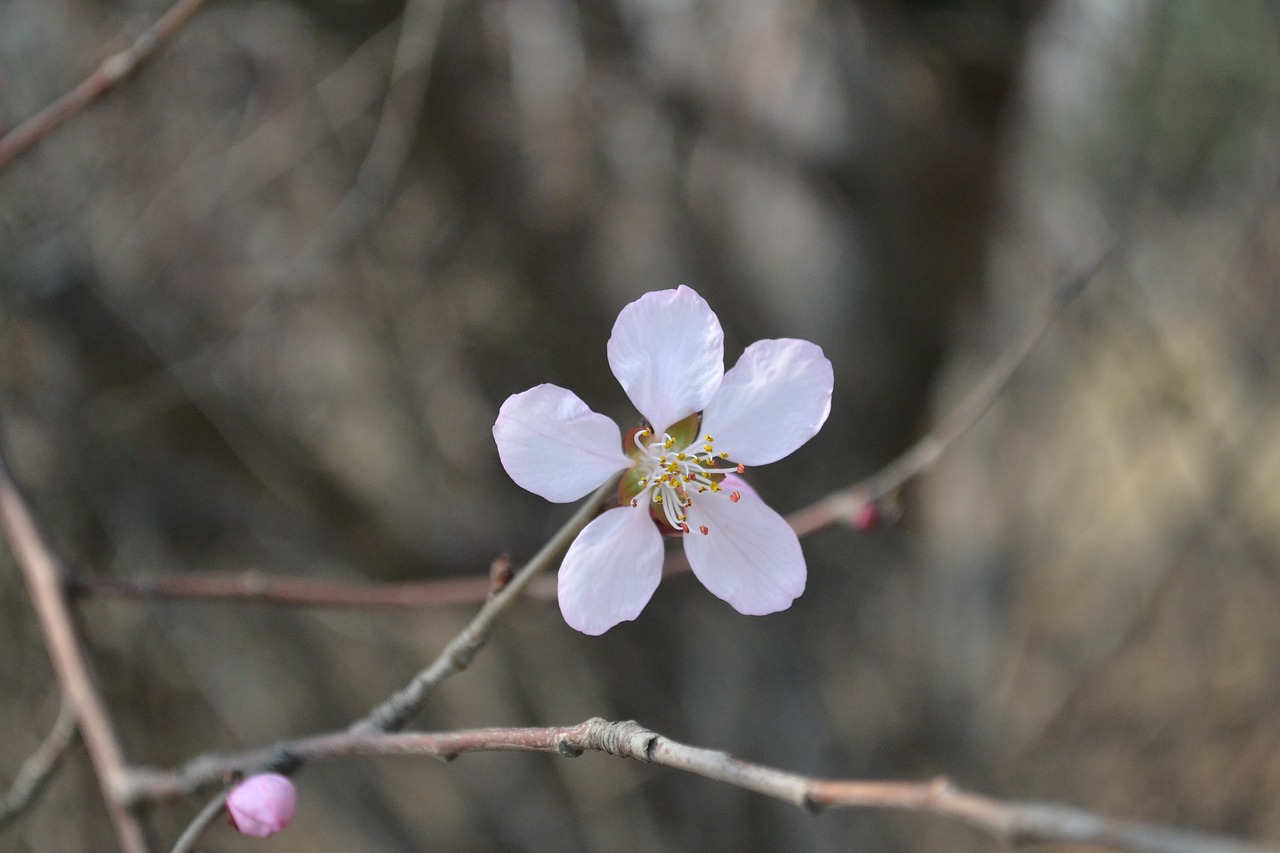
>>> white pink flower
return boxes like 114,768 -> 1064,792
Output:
493,286 -> 833,635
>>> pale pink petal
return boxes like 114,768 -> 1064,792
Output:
682,487 -> 805,615
558,506 -> 664,634
607,285 -> 724,435
493,384 -> 631,503
719,472 -> 758,501
699,339 -> 832,466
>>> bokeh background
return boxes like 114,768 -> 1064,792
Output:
2,0 -> 1280,850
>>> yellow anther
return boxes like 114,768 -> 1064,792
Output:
719,451 -> 729,459
703,444 -> 714,453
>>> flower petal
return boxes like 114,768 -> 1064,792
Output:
607,285 -> 724,435
699,339 -> 833,466
558,506 -> 664,634
494,384 -> 631,503
682,486 -> 805,615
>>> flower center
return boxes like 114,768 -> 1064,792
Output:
624,427 -> 744,535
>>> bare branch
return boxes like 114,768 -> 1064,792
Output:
785,244 -> 1116,537
124,718 -> 1275,853
167,792 -> 229,853
0,694 -> 79,828
351,477 -> 619,733
0,454 -> 151,851
67,566 -> 544,610
0,0 -> 208,173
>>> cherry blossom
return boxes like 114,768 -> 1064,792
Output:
493,286 -> 833,635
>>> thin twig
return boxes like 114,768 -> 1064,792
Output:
785,244 -> 1115,537
67,569 -> 549,610
351,477 -> 619,734
0,694 -> 79,828
122,718 -> 1274,853
0,0 -> 208,173
0,454 -> 151,852
167,791 -> 228,853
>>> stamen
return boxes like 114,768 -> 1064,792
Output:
699,525 -> 709,535
729,491 -> 741,503
736,463 -> 745,474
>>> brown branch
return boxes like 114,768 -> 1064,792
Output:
0,0 -> 208,173
0,455 -> 151,852
67,568 -> 554,610
0,694 -> 79,828
122,718 -> 1274,853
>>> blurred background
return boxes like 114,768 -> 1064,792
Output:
2,0 -> 1279,850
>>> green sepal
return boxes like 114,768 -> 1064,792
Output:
664,411 -> 702,451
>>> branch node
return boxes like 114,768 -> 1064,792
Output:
557,739 -> 584,758
593,720 -> 657,761
801,792 -> 827,815
267,747 -> 301,775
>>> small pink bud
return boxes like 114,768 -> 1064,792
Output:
227,773 -> 297,838
852,500 -> 881,532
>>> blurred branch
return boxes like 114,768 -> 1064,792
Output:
67,563 -> 543,610
0,694 -> 78,828
0,0 -> 208,173
262,0 -> 447,287
0,454 -> 151,852
786,243 -> 1116,537
125,718 -> 1275,853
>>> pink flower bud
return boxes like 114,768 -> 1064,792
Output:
227,773 -> 297,838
